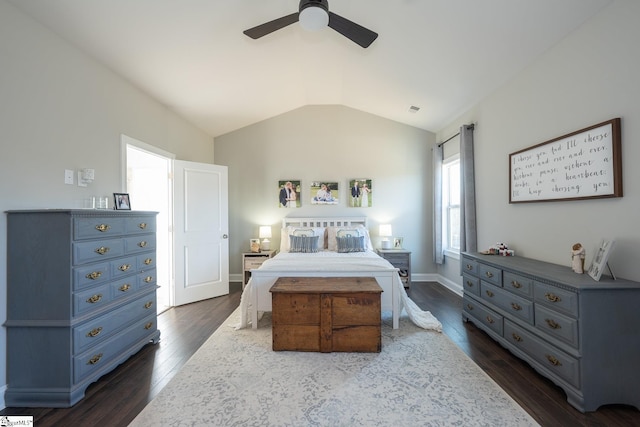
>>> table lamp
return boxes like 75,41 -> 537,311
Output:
379,224 -> 392,249
259,226 -> 272,251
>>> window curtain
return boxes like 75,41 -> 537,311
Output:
459,124 -> 477,259
433,144 -> 444,265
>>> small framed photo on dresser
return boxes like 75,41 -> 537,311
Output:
113,193 -> 131,210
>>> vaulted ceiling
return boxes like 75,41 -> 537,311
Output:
10,0 -> 611,137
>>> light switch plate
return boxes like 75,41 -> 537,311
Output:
64,169 -> 74,185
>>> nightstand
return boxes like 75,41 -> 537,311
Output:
376,249 -> 411,288
242,250 -> 276,288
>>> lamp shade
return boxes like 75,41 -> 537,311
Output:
299,3 -> 329,31
259,226 -> 272,239
379,224 -> 392,237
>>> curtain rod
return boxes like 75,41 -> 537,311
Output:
436,123 -> 476,147
437,132 -> 459,148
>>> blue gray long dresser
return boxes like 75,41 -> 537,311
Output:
5,209 -> 160,407
461,252 -> 640,413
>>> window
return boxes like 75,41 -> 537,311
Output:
442,155 -> 460,255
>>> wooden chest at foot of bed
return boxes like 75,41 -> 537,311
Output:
270,277 -> 383,353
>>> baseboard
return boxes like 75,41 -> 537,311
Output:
0,382 -> 6,410
412,273 -> 463,297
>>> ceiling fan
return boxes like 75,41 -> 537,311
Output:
243,0 -> 378,48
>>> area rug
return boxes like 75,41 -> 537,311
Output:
129,309 -> 539,426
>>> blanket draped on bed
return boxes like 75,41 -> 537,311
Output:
234,251 -> 442,332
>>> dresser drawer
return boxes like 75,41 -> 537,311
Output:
479,264 -> 502,286
124,234 -> 156,254
534,282 -> 578,317
462,273 -> 480,296
110,256 -> 138,279
503,271 -> 534,297
74,262 -> 111,290
137,253 -> 156,270
463,295 -> 503,336
74,312 -> 157,383
480,282 -> 534,325
244,257 -> 268,270
137,269 -> 157,291
535,305 -> 579,348
73,239 -> 125,265
74,217 -> 126,240
461,257 -> 479,276
382,254 -> 409,269
125,216 -> 157,234
73,292 -> 158,353
504,319 -> 580,388
74,283 -> 112,316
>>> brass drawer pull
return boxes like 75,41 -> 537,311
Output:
485,271 -> 494,278
86,327 -> 103,338
95,224 -> 111,232
466,264 -> 473,270
144,276 -> 153,283
87,353 -> 103,365
546,355 -> 562,366
138,241 -> 148,248
119,264 -> 131,272
138,222 -> 147,229
86,271 -> 102,280
511,332 -> 522,342
144,301 -> 154,309
545,292 -> 561,303
485,290 -> 494,297
87,294 -> 103,304
486,315 -> 494,324
465,280 -> 474,288
95,246 -> 110,255
545,319 -> 561,329
466,304 -> 474,310
119,284 -> 131,292
143,258 -> 153,265
511,280 -> 522,289
511,303 -> 522,311
144,322 -> 154,330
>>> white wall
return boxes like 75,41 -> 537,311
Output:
438,0 -> 640,284
214,105 -> 435,278
0,1 -> 214,403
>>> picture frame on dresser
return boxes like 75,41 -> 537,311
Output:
113,192 -> 131,210
587,239 -> 615,281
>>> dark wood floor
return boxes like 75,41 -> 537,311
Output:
2,282 -> 639,426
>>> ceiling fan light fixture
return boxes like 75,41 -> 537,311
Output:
299,1 -> 329,32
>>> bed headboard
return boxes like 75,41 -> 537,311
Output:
282,216 -> 368,228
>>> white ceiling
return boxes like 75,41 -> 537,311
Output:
10,0 -> 611,138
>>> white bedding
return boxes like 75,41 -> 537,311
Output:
235,250 -> 442,332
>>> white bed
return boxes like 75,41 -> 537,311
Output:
237,217 -> 442,332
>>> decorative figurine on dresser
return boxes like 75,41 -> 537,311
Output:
4,209 -> 160,407
461,251 -> 640,413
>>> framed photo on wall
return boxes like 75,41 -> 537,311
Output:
348,179 -> 372,207
310,181 -> 339,205
278,180 -> 301,208
113,193 -> 131,210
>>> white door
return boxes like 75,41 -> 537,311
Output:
173,160 -> 229,305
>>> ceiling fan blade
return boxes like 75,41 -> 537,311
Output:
328,12 -> 378,48
243,13 -> 299,39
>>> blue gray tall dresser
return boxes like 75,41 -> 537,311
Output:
5,209 -> 160,407
461,252 -> 640,413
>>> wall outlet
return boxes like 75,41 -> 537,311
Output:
64,169 -> 74,185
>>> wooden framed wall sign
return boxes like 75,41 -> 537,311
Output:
509,118 -> 622,203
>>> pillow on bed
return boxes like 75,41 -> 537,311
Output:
336,235 -> 366,253
289,235 -> 320,253
280,227 -> 325,252
327,226 -> 372,252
